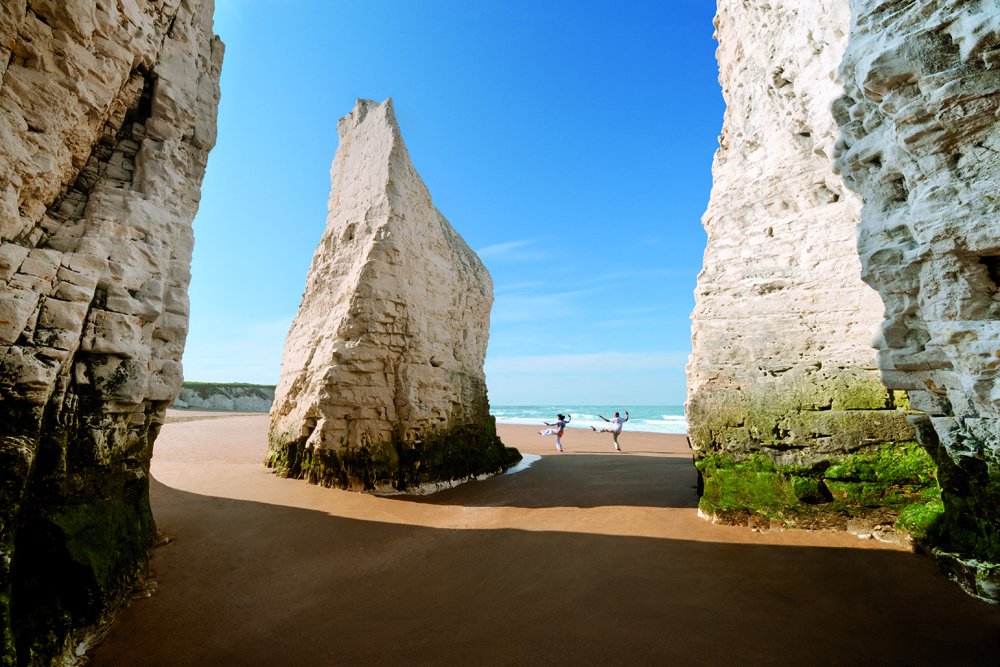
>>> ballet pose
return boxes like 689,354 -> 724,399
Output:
590,410 -> 629,451
539,413 -> 572,452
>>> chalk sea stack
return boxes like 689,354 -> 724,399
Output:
0,0 -> 222,662
267,98 -> 518,492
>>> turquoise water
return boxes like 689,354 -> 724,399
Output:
491,405 -> 687,434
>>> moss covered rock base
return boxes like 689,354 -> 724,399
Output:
696,441 -> 942,541
267,418 -> 521,492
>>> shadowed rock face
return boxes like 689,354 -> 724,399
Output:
834,0 -> 1000,600
267,99 -> 518,492
0,1 -> 221,662
686,0 -> 930,538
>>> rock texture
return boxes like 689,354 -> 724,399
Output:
173,382 -> 275,412
686,0 -> 934,536
268,99 -> 517,492
0,1 -> 221,662
834,0 -> 1000,600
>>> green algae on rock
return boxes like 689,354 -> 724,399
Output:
908,416 -> 1000,600
687,373 -> 923,533
3,393 -> 163,666
695,440 -> 942,540
267,417 -> 521,492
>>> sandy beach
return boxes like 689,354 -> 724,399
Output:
90,413 -> 1000,665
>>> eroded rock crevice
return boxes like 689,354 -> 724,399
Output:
29,68 -> 155,249
834,0 -> 1000,600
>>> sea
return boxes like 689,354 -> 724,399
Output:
491,405 -> 687,435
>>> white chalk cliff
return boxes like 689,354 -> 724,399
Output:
684,0 -> 949,551
688,0 -> 1000,601
268,98 -> 516,491
687,0 -> 912,466
835,0 -> 1000,598
173,383 -> 275,412
0,0 -> 222,661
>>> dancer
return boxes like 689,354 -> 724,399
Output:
539,413 -> 572,452
590,410 -> 628,451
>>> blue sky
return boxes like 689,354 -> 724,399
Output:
182,0 -> 723,405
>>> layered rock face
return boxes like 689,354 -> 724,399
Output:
173,382 -> 275,412
835,0 -> 1000,598
0,1 -> 221,662
687,0 -> 934,535
268,99 -> 517,492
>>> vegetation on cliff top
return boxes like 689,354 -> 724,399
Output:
180,382 -> 276,400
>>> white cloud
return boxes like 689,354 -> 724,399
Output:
476,237 -> 548,261
490,287 -> 600,323
577,267 -> 688,288
494,280 -> 547,295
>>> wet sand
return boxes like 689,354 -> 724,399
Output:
91,414 -> 1000,665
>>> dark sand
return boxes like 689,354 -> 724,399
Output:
90,414 -> 1000,665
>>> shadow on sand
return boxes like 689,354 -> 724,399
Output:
397,454 -> 700,509
90,469 -> 1000,666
